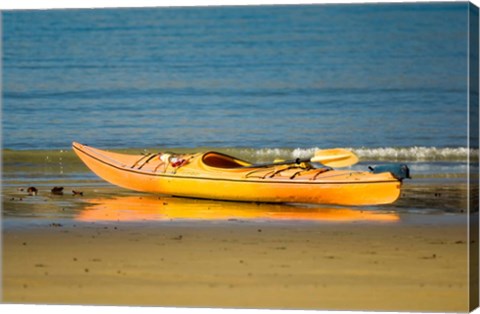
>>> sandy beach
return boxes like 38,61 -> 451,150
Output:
2,206 -> 469,312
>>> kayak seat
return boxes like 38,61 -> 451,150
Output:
202,152 -> 251,169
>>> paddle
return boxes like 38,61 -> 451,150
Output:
248,148 -> 359,168
310,148 -> 359,168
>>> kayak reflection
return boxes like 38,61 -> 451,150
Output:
76,196 -> 400,223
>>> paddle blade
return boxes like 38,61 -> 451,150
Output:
310,148 -> 358,167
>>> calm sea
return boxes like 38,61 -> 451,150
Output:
2,3 -> 470,156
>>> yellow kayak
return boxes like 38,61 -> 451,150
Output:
72,142 -> 405,206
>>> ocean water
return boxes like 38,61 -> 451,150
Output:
2,3 -> 470,152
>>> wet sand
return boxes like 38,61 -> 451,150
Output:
2,214 -> 469,312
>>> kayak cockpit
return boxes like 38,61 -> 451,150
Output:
201,152 -> 252,168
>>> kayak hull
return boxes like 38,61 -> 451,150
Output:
72,142 -> 402,206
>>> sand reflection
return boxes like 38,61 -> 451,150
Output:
76,196 -> 399,223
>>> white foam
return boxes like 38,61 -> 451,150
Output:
231,146 -> 477,162
351,146 -> 477,161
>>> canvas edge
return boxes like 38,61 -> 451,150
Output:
468,1 -> 480,312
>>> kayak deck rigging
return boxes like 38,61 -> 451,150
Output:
125,149 -> 334,181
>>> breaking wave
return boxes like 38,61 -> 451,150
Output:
224,147 -> 478,162
350,147 -> 477,162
